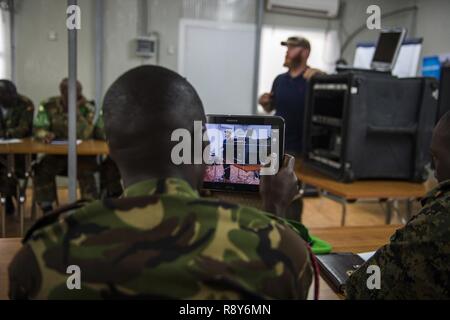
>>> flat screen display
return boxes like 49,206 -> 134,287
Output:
203,115 -> 285,192
372,31 -> 403,63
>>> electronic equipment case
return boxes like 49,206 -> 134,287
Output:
303,71 -> 439,182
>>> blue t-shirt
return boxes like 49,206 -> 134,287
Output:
271,71 -> 308,155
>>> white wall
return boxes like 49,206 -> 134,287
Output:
338,0 -> 415,64
339,0 -> 450,67
147,0 -> 182,71
102,0 -> 151,94
15,0 -> 96,106
14,0 -> 158,106
414,0 -> 450,58
0,10 -> 11,79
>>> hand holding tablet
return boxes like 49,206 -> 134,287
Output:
260,154 -> 300,219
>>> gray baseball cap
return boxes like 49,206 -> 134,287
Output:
281,37 -> 311,50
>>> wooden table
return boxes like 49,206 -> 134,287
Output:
309,225 -> 400,300
311,225 -> 399,254
0,138 -> 109,237
296,162 -> 430,226
0,225 -> 398,300
0,138 -> 109,155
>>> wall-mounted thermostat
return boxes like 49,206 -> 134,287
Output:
135,35 -> 158,58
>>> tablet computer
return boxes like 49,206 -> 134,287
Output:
203,114 -> 285,192
371,28 -> 407,72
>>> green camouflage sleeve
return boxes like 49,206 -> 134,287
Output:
33,103 -> 52,140
93,111 -> 106,140
77,102 -> 96,140
5,96 -> 34,138
346,187 -> 450,300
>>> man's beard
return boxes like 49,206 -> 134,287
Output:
284,56 -> 303,69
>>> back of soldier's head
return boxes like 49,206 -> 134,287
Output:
431,111 -> 450,182
103,65 -> 206,184
60,78 -> 83,99
0,79 -> 18,106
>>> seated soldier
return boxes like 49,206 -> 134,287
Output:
0,80 -> 34,215
9,66 -> 313,300
33,78 -> 99,213
345,111 -> 450,299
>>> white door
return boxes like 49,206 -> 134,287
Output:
178,19 -> 256,115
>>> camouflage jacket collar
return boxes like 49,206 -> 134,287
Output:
421,179 -> 450,206
123,178 -> 200,198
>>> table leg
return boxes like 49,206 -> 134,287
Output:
1,196 -> 5,237
18,154 -> 33,232
322,191 -> 347,227
7,154 -> 15,180
31,196 -> 37,221
4,153 -> 31,237
1,154 -> 16,238
340,201 -> 347,227
385,200 -> 393,225
18,194 -> 25,237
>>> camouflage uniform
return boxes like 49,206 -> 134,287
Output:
9,178 -> 313,300
33,97 -> 98,203
0,95 -> 34,196
345,180 -> 450,299
93,110 -> 123,198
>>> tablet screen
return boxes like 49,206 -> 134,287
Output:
203,115 -> 285,192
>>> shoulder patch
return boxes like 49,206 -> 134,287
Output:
23,200 -> 88,244
421,180 -> 450,205
304,68 -> 325,81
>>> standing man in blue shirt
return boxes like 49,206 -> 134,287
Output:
259,37 -> 323,155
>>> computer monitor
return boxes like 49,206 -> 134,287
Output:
371,28 -> 407,72
438,65 -> 450,121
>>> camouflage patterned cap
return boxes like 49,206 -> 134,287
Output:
281,37 -> 311,50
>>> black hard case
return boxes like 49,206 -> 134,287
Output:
303,71 -> 439,182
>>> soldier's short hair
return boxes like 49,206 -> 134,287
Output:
0,79 -> 18,97
102,65 -> 206,171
